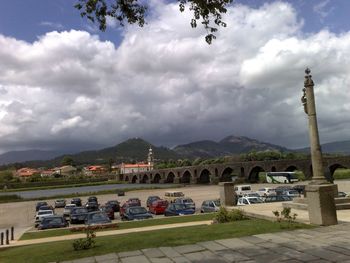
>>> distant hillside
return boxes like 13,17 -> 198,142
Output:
5,138 -> 180,168
295,140 -> 350,155
173,135 -> 290,158
0,150 -> 64,165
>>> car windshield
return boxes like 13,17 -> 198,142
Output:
73,208 -> 88,213
173,204 -> 187,210
129,207 -> 147,214
90,213 -> 108,221
38,211 -> 52,215
183,198 -> 193,203
213,200 -> 220,206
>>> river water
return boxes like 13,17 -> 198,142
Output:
0,183 -> 177,199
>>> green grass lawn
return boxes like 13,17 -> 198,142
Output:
0,219 -> 313,263
333,168 -> 350,180
20,213 -> 215,240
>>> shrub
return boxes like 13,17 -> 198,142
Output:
72,229 -> 96,251
273,207 -> 297,228
214,207 -> 246,223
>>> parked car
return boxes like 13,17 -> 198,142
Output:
242,192 -> 261,198
71,198 -> 82,207
38,205 -> 54,212
35,201 -> 48,211
117,190 -> 125,196
237,197 -> 264,206
63,204 -> 77,218
257,188 -> 276,197
35,210 -> 54,227
282,190 -> 300,198
149,199 -> 169,215
173,197 -> 196,210
264,195 -> 293,203
127,198 -> 141,206
338,191 -> 348,197
85,201 -> 99,212
275,186 -> 294,196
70,207 -> 89,224
120,201 -> 140,218
292,185 -> 306,195
54,199 -> 66,208
164,191 -> 185,203
100,205 -> 115,220
88,196 -> 98,203
234,185 -> 252,197
164,203 -> 195,216
85,211 -> 111,226
38,216 -> 68,230
146,196 -> 161,207
122,206 -> 153,221
200,199 -> 221,213
105,200 -> 120,212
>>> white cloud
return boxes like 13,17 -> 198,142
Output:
0,1 -> 349,153
39,21 -> 64,30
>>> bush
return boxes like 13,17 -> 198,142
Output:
72,229 -> 96,251
213,207 -> 246,223
272,207 -> 297,228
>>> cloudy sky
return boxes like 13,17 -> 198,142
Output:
0,0 -> 350,154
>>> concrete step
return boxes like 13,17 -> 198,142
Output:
283,200 -> 350,211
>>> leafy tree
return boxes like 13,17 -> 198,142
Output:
74,0 -> 233,44
61,156 -> 75,166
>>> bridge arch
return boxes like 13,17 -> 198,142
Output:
285,165 -> 298,172
221,167 -> 234,182
153,173 -> 161,183
198,169 -> 210,184
141,174 -> 149,183
248,166 -> 265,183
329,163 -> 347,176
165,172 -> 175,183
181,170 -> 191,184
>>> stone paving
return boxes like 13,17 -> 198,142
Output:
56,222 -> 350,263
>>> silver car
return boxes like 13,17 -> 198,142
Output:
200,199 -> 220,213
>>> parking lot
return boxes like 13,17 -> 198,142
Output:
2,180 -> 350,239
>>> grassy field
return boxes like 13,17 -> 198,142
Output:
20,213 -> 214,240
0,219 -> 313,263
333,168 -> 350,180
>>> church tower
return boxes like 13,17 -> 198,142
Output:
147,146 -> 154,170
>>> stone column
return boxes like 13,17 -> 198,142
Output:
219,182 -> 235,206
302,68 -> 337,225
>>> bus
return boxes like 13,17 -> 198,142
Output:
265,172 -> 299,184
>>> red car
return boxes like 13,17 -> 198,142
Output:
149,199 -> 169,215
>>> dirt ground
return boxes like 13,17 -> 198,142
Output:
1,180 -> 350,240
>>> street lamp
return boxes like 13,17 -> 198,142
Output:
301,68 -> 327,184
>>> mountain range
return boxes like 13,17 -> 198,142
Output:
0,136 -> 349,167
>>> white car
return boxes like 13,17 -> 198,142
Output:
257,188 -> 276,197
35,210 -> 54,227
242,192 -> 261,198
237,197 -> 264,206
282,190 -> 300,198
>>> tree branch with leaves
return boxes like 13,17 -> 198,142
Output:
74,0 -> 233,44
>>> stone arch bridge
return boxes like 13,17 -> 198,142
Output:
117,156 -> 350,184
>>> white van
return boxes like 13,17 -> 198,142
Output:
234,185 -> 252,196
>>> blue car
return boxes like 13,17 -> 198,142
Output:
122,206 -> 153,221
164,203 -> 195,216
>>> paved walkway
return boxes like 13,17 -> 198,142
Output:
55,222 -> 350,263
